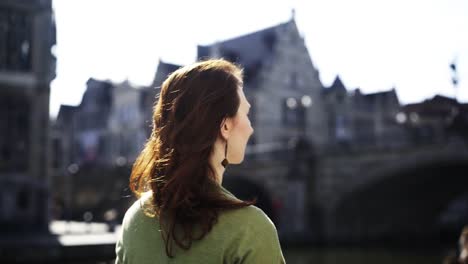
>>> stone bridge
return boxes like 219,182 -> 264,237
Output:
225,140 -> 468,242
316,141 -> 468,242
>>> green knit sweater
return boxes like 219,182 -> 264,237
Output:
115,185 -> 286,264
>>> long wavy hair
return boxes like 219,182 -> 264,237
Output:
129,59 -> 255,257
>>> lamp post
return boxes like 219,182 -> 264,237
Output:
450,59 -> 459,101
300,95 -> 312,136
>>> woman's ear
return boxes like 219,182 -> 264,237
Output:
220,118 -> 232,140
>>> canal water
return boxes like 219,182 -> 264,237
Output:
283,247 -> 447,264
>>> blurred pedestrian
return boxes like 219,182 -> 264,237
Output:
459,225 -> 468,264
444,225 -> 468,264
115,59 -> 285,263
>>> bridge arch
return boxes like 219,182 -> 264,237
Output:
331,157 -> 468,243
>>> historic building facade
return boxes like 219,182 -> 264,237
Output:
0,0 -> 56,233
108,80 -> 147,165
54,78 -> 147,168
323,77 -> 407,151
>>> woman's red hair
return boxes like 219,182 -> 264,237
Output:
129,59 -> 255,257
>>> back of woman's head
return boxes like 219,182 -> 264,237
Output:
155,59 -> 241,161
129,59 -> 254,257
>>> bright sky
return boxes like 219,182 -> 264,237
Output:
50,0 -> 468,118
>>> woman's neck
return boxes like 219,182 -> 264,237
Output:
211,157 -> 225,185
210,140 -> 226,185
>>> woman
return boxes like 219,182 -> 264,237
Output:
115,59 -> 285,263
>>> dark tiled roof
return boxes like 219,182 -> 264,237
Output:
197,21 -> 292,84
330,76 -> 346,90
322,76 -> 347,96
427,95 -> 458,105
82,78 -> 113,106
56,105 -> 78,125
362,89 -> 399,104
151,60 -> 183,88
403,95 -> 460,116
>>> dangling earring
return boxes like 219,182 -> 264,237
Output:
221,140 -> 229,168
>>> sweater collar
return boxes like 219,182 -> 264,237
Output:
219,185 -> 237,199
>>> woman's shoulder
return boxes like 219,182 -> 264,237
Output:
121,192 -> 154,228
219,205 -> 276,232
219,186 -> 275,229
216,205 -> 285,263
226,205 -> 268,219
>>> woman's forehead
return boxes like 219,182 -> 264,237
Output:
237,88 -> 246,100
237,89 -> 250,108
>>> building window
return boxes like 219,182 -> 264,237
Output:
0,8 -> 33,72
284,72 -> 299,89
0,95 -> 29,172
335,115 -> 347,139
